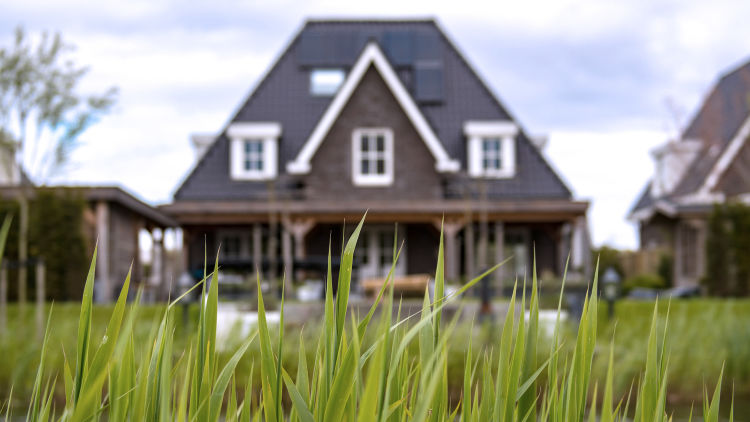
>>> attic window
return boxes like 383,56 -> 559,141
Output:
310,69 -> 345,96
464,121 -> 518,179
227,122 -> 281,180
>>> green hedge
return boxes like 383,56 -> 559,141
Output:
0,190 -> 89,301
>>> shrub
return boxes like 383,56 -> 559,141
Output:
624,273 -> 666,291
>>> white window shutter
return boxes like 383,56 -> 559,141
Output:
468,136 -> 482,177
502,135 -> 516,177
264,137 -> 277,179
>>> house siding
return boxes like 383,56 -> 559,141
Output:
305,66 -> 444,200
107,203 -> 143,288
717,137 -> 750,196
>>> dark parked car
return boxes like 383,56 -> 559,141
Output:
666,285 -> 701,298
627,288 -> 661,300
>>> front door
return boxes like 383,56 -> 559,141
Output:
357,225 -> 406,281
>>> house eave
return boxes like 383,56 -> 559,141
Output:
162,198 -> 589,224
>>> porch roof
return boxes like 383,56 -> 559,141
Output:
161,198 -> 588,225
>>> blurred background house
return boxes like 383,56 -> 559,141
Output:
630,58 -> 750,291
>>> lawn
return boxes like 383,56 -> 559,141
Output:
1,296 -> 746,417
595,299 -> 750,403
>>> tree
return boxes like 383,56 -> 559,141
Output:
0,26 -> 117,302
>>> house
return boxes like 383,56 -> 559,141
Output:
629,58 -> 750,288
162,19 -> 591,293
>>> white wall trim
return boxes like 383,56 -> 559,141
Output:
286,42 -> 460,175
351,127 -> 394,186
227,122 -> 282,138
699,115 -> 750,195
463,121 -> 518,137
464,120 -> 518,178
228,122 -> 281,181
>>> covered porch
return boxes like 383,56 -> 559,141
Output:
164,199 -> 591,295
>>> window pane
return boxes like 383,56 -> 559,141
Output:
361,135 -> 369,152
310,69 -> 346,96
376,135 -> 385,152
361,159 -> 370,174
376,159 -> 385,174
244,159 -> 252,171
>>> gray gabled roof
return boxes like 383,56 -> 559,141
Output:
631,57 -> 750,216
174,19 -> 571,201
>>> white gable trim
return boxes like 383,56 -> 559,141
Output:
628,200 -> 678,222
699,115 -> 750,195
286,42 -> 460,174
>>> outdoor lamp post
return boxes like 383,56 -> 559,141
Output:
602,267 -> 621,320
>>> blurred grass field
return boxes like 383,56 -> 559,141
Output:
1,296 -> 747,416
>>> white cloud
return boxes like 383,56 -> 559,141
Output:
5,0 -> 750,251
546,130 -> 667,248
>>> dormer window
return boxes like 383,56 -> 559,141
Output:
310,69 -> 345,96
464,121 -> 518,178
228,122 -> 281,180
242,139 -> 265,173
352,128 -> 394,186
481,138 -> 503,172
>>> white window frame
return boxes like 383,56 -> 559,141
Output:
464,121 -> 518,178
351,128 -> 394,186
228,122 -> 281,180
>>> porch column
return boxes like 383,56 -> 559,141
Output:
464,223 -> 475,279
558,223 -> 571,276
571,216 -> 591,282
284,218 -> 315,282
134,218 -> 145,287
494,221 -> 505,294
95,200 -> 111,303
151,228 -> 165,301
281,227 -> 292,292
252,223 -> 263,280
433,219 -> 464,282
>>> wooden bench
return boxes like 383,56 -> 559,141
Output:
361,274 -> 431,297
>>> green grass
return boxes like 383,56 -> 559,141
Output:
595,299 -> 750,403
0,215 -> 737,420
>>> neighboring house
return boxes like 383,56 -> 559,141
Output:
630,58 -> 750,287
0,185 -> 177,302
163,19 -> 591,291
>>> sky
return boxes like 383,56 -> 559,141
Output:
3,0 -> 750,249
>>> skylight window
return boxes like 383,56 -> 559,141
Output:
310,69 -> 345,96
